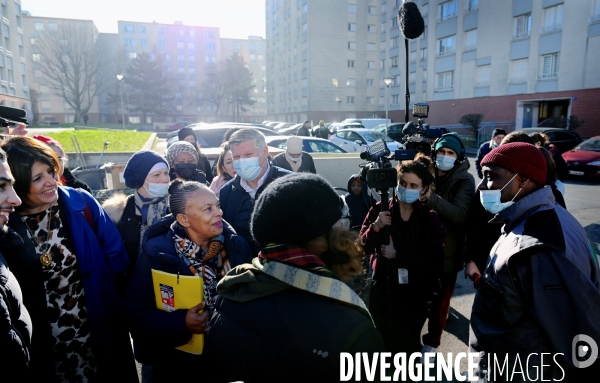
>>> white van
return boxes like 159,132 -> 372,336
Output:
341,118 -> 392,129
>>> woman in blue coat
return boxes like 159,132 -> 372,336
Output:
1,136 -> 137,382
126,179 -> 252,382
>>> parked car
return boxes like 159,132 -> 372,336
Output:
273,122 -> 297,131
213,122 -> 275,131
515,127 -> 583,153
166,125 -> 282,149
40,116 -> 60,126
277,123 -> 303,135
330,128 -> 401,153
265,136 -> 348,153
328,122 -> 366,133
343,118 -> 391,129
373,122 -> 405,143
562,136 -> 600,179
166,121 -> 191,131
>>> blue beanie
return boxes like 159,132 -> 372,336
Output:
123,150 -> 169,189
435,132 -> 463,156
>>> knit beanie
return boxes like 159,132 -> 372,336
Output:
481,142 -> 547,186
123,150 -> 169,189
286,136 -> 303,154
178,127 -> 195,142
492,128 -> 507,138
166,141 -> 199,168
434,132 -> 463,155
251,173 -> 342,247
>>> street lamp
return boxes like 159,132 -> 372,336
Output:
116,74 -> 125,130
382,77 -> 393,129
336,98 -> 342,122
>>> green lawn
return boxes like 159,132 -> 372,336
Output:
30,123 -> 139,130
44,130 -> 152,152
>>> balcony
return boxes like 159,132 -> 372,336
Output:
539,25 -> 562,35
511,30 -> 531,41
436,13 -> 458,24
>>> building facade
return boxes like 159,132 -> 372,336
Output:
266,0 -> 600,138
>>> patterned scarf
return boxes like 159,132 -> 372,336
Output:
257,244 -> 372,321
134,190 -> 169,247
171,221 -> 231,310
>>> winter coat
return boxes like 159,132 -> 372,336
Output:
0,232 -> 32,381
469,186 -> 600,381
296,125 -> 311,137
425,158 -> 475,273
316,125 -> 331,139
219,164 -> 292,257
271,152 -> 317,173
205,261 -> 385,382
344,174 -> 372,231
475,141 -> 493,179
4,187 -> 137,382
197,152 -> 214,184
126,215 -> 251,380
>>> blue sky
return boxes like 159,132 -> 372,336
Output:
23,0 -> 266,39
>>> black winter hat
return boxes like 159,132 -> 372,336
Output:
178,127 -> 196,142
123,150 -> 169,189
492,128 -> 507,138
251,173 -> 342,247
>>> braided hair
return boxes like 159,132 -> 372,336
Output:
168,179 -> 212,216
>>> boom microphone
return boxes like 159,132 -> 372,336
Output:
399,1 -> 425,40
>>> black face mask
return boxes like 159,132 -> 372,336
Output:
174,163 -> 197,180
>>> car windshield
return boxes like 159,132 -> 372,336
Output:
361,131 -> 394,142
577,137 -> 600,151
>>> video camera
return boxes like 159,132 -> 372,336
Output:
0,105 -> 28,128
398,103 -> 446,158
359,138 -> 397,190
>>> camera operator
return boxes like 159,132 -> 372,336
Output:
359,154 -> 443,355
420,132 -> 475,361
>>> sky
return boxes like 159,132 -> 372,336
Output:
22,0 -> 266,39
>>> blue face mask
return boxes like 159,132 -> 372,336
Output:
479,173 -> 521,214
233,153 -> 264,181
144,181 -> 169,198
436,154 -> 456,172
396,185 -> 421,204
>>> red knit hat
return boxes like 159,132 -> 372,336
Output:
481,142 -> 547,186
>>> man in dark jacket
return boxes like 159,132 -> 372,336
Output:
296,120 -> 311,137
219,128 -> 291,256
316,120 -> 330,139
271,136 -> 317,173
471,142 -> 600,381
475,128 -> 506,179
0,149 -> 32,380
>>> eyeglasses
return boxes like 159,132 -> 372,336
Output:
59,157 -> 68,166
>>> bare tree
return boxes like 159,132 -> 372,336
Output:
36,21 -> 108,123
460,113 -> 485,140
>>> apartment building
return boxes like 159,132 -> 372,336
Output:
0,1 -> 31,117
267,0 -> 600,138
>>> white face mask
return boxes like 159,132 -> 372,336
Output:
436,154 -> 456,172
145,181 -> 169,198
479,173 -> 521,214
286,152 -> 302,162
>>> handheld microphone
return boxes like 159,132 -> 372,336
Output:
398,1 -> 425,40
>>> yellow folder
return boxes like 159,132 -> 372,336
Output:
151,269 -> 204,355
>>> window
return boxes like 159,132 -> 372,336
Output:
380,59 -> 385,70
540,53 -> 559,78
422,25 -> 428,39
158,27 -> 164,34
178,29 -> 185,37
410,51 -> 417,62
30,38 -> 38,45
438,0 -> 458,22
437,36 -> 455,56
32,53 -> 40,62
367,97 -> 374,105
348,60 -> 355,68
348,41 -> 356,50
205,43 -> 216,50
348,23 -> 356,31
189,55 -> 195,62
140,39 -> 147,47
177,55 -> 185,62
348,5 -> 357,13
140,26 -> 146,33
464,29 -> 477,51
205,56 -> 216,63
188,30 -> 195,37
367,61 -> 375,69
177,42 -> 185,49
391,95 -> 399,104
465,0 -> 479,12
509,59 -> 528,83
436,71 -> 454,90
381,21 -> 387,33
475,65 -> 490,86
393,75 -> 401,85
421,47 -> 427,60
158,40 -> 165,47
392,16 -> 398,27
390,56 -> 398,68
422,4 -> 429,16
127,52 -> 137,59
542,4 -> 563,33
123,25 -> 135,32
409,72 -> 416,83
346,78 -> 356,86
205,30 -> 215,37
188,42 -> 195,49
347,96 -> 355,104
367,79 -> 374,87
594,0 -> 600,19
514,14 -> 531,38
368,25 -> 376,33
367,43 -> 376,51
165,54 -> 171,61
368,6 -> 377,15
302,23 -> 307,32
390,37 -> 399,48
124,39 -> 135,46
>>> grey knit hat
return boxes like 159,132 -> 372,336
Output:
166,141 -> 199,168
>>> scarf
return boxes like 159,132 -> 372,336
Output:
134,190 -> 169,248
285,152 -> 302,172
256,244 -> 372,321
171,221 -> 231,310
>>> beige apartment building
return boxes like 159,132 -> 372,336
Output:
22,15 -> 101,124
0,2 -> 31,118
266,0 -> 600,138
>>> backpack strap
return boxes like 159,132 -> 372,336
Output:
77,189 -> 96,232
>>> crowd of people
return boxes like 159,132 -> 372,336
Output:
0,124 -> 598,382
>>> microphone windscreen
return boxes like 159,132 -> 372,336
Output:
402,121 -> 417,136
399,1 -> 425,40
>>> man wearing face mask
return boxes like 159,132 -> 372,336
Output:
271,136 -> 317,173
421,132 -> 475,360
219,128 -> 291,257
470,142 -> 600,381
475,128 -> 506,179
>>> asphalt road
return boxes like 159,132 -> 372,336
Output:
422,155 -> 600,382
